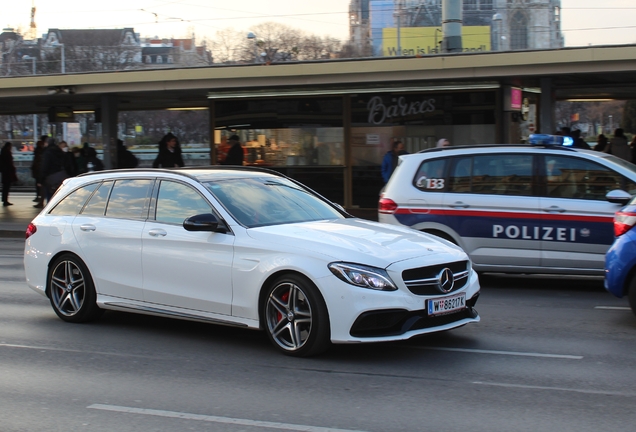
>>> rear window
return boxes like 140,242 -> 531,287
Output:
49,183 -> 99,216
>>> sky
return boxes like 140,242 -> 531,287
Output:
2,0 -> 635,47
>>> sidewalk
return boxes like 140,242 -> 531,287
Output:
0,192 -> 43,238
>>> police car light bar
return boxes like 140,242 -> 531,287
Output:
529,134 -> 575,147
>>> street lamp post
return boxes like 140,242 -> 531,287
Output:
247,32 -> 257,63
609,115 -> 613,133
22,55 -> 37,141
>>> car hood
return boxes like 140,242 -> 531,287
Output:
246,218 -> 466,267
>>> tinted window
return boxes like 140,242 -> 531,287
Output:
105,179 -> 153,219
448,157 -> 472,193
49,183 -> 99,216
155,181 -> 212,224
81,181 -> 113,216
471,154 -> 532,196
413,158 -> 447,192
545,156 -> 636,200
446,154 -> 533,196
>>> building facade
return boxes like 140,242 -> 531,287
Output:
349,0 -> 564,56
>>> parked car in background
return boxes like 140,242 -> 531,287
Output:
379,135 -> 636,275
24,167 -> 480,356
605,195 -> 636,315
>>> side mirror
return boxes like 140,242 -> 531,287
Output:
606,189 -> 632,206
183,213 -> 226,233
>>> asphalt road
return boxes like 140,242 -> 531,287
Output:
2,238 -> 636,432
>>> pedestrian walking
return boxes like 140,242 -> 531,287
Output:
0,142 -> 18,206
381,140 -> 407,184
221,135 -> 244,166
608,128 -> 631,161
31,135 -> 48,205
116,139 -> 138,168
40,140 -> 76,202
152,133 -> 184,168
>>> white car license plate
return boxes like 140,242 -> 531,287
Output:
427,293 -> 466,316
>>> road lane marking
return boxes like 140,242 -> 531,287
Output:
87,404 -> 368,432
0,343 -> 163,359
595,306 -> 631,311
412,346 -> 583,359
473,381 -> 636,397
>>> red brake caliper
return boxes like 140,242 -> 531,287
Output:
277,289 -> 290,322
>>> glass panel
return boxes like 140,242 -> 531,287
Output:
413,158 -> 447,192
545,156 -> 636,200
49,183 -> 99,216
105,179 -> 153,219
216,128 -> 344,167
204,176 -> 344,228
472,154 -> 532,196
81,181 -> 113,216
155,181 -> 212,224
448,157 -> 472,193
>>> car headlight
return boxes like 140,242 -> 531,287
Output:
328,262 -> 397,291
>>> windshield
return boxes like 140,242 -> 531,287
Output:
204,176 -> 345,228
603,153 -> 636,175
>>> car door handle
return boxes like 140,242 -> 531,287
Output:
80,224 -> 96,232
449,201 -> 469,209
148,229 -> 167,237
543,206 -> 566,213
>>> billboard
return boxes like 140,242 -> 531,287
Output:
382,27 -> 491,56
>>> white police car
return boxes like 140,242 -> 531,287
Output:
379,134 -> 636,275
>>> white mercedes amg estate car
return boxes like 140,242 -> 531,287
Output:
24,167 -> 480,356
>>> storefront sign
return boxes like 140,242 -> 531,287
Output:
367,96 -> 436,125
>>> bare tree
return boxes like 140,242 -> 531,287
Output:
210,28 -> 245,64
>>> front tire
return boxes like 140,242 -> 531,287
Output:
48,254 -> 103,323
263,274 -> 330,357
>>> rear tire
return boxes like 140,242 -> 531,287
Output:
263,274 -> 331,357
48,254 -> 103,323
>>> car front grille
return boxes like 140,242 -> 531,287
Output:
402,260 -> 469,296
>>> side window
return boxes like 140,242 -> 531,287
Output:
105,179 -> 153,219
448,157 -> 472,193
49,183 -> 99,216
413,158 -> 447,192
155,181 -> 212,225
472,154 -> 532,196
81,181 -> 113,216
545,156 -> 636,200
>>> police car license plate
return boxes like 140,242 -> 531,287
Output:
427,293 -> 466,316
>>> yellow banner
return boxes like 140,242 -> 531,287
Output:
382,27 -> 491,56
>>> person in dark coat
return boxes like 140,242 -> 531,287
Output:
222,135 -> 244,166
116,139 -> 138,169
40,140 -> 76,202
31,136 -> 48,205
0,142 -> 17,206
152,133 -> 184,168
85,147 -> 104,172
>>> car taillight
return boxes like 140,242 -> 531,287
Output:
25,223 -> 37,239
378,197 -> 398,214
614,211 -> 636,237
